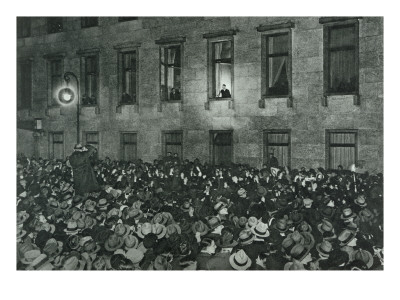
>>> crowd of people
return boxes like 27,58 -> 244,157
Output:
16,146 -> 384,270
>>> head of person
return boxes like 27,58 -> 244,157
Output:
222,84 -> 226,90
167,152 -> 172,157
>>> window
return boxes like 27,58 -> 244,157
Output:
211,40 -> 233,99
47,17 -> 63,34
81,17 -> 98,28
264,33 -> 290,97
163,131 -> 183,159
49,132 -> 64,160
80,54 -> 99,105
44,55 -> 64,106
323,21 -> 359,95
17,17 -> 31,38
118,17 -> 138,22
326,130 -> 358,169
160,45 -> 182,101
210,131 -> 232,166
264,130 -> 291,167
85,132 -> 99,147
17,60 -> 32,110
121,132 -> 137,161
120,51 -> 137,104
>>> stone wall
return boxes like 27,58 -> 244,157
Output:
17,17 -> 383,172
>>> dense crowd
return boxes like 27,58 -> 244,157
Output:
16,149 -> 383,270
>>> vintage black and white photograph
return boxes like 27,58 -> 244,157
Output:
14,11 -> 386,275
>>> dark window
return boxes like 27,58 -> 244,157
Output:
324,23 -> 359,94
212,40 -> 233,98
163,131 -> 183,159
210,131 -> 232,166
121,132 -> 137,161
265,33 -> 290,97
49,132 -> 64,160
326,130 -> 357,169
121,51 -> 137,104
17,17 -> 31,38
50,59 -> 63,105
118,17 -> 138,22
264,130 -> 291,167
81,55 -> 98,105
17,60 -> 32,110
160,45 -> 182,101
47,17 -> 63,34
81,17 -> 98,28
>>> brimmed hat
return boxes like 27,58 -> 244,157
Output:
126,248 -> 144,264
126,208 -> 144,221
180,201 -> 191,212
64,220 -> 80,235
166,223 -> 182,238
300,232 -> 315,249
84,215 -> 97,229
207,216 -> 221,230
257,185 -> 267,197
338,229 -> 357,246
290,244 -> 310,262
114,223 -> 131,238
354,195 -> 367,207
67,235 -> 81,250
97,198 -> 110,210
316,240 -> 333,258
274,218 -> 289,233
287,231 -> 305,245
281,236 -> 296,255
25,253 -> 54,270
17,211 -> 30,225
80,237 -> 100,254
124,235 -> 139,249
317,219 -> 335,234
149,255 -> 172,270
229,249 -> 252,270
251,222 -> 270,238
238,229 -> 255,246
303,198 -> 313,208
107,208 -> 122,219
83,200 -> 97,214
289,211 -> 304,225
350,249 -> 373,269
71,211 -> 86,221
137,222 -> 152,239
320,206 -> 335,219
340,208 -> 356,220
104,234 -> 125,252
192,220 -> 209,236
21,249 -> 42,265
152,223 -> 167,239
237,188 -> 247,197
276,198 -> 288,209
216,230 -> 238,248
17,226 -> 27,240
152,212 -> 168,225
284,261 -> 305,270
62,251 -> 86,270
297,221 -> 312,233
246,216 -> 258,229
358,208 -> 375,222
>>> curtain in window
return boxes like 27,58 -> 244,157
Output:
50,133 -> 64,160
329,133 -> 356,169
267,133 -> 289,167
214,41 -> 232,96
121,133 -> 137,161
268,34 -> 289,95
167,48 -> 176,92
213,132 -> 232,166
165,133 -> 182,158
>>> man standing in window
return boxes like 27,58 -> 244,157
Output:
169,88 -> 181,100
217,84 -> 231,98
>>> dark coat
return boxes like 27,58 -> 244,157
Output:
68,147 -> 100,195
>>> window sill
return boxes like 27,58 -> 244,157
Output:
263,95 -> 289,99
118,102 -> 137,106
161,100 -> 182,104
322,94 -> 360,106
209,97 -> 233,102
81,104 -> 98,107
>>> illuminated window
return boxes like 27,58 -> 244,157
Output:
120,51 -> 137,104
80,54 -> 99,105
211,40 -> 233,98
44,54 -> 64,106
160,45 -> 182,101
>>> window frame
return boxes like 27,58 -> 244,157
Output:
83,131 -> 100,153
263,129 -> 291,168
77,49 -> 100,107
81,17 -> 99,29
118,17 -> 138,22
162,130 -> 184,159
322,19 -> 360,97
116,47 -> 139,105
47,17 -> 63,34
48,131 -> 65,160
209,130 -> 233,166
261,31 -> 292,99
120,131 -> 138,161
17,58 -> 33,110
158,43 -> 184,102
44,53 -> 65,107
204,32 -> 236,101
325,129 -> 358,169
17,17 -> 31,38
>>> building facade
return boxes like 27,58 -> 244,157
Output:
17,17 -> 383,172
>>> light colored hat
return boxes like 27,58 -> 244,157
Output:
229,250 -> 252,270
126,248 -> 144,264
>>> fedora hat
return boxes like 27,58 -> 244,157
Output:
239,229 -> 255,246
284,261 -> 305,270
166,223 -> 182,238
192,220 -> 210,236
340,208 -> 356,220
152,223 -> 167,239
17,211 -> 30,225
338,229 -> 357,246
229,249 -> 252,270
137,222 -> 153,239
281,236 -> 296,255
214,202 -> 227,214
316,240 -> 333,258
297,221 -> 312,233
83,200 -> 97,214
26,253 -> 54,270
62,252 -> 86,270
180,201 -> 191,212
257,185 -> 267,197
104,233 -> 124,252
59,201 -> 71,210
358,208 -> 375,222
320,206 -> 335,219
126,248 -> 144,264
350,249 -> 373,269
303,198 -> 313,208
39,223 -> 56,234
354,195 -> 367,207
97,198 -> 110,210
246,216 -> 258,229
179,219 -> 193,234
64,220 -> 80,235
274,218 -> 289,233
251,222 -> 270,238
126,208 -> 144,221
21,249 -> 41,265
82,238 -> 100,254
300,232 -> 315,249
216,230 -> 238,248
149,255 -> 172,270
107,208 -> 122,219
290,244 -> 310,262
114,223 -> 131,238
67,235 -> 81,250
276,198 -> 288,209
152,212 -> 168,225
207,216 -> 221,230
71,211 -> 86,221
290,211 -> 304,225
317,219 -> 334,234
84,215 -> 97,229
124,235 -> 139,249
287,231 -> 305,245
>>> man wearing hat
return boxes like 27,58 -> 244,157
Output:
68,144 -> 100,195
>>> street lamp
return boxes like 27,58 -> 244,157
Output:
58,72 -> 80,144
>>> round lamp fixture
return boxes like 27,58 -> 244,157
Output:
58,87 -> 75,104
